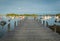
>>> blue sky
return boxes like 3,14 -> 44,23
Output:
0,0 -> 60,15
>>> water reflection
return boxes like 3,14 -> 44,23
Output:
37,16 -> 60,26
0,16 -> 21,38
0,16 -> 60,38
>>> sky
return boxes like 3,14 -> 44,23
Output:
0,0 -> 60,15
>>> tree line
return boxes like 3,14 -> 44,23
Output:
6,13 -> 38,16
5,13 -> 60,16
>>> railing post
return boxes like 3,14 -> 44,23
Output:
8,23 -> 10,32
7,20 -> 11,32
45,20 -> 47,27
43,20 -> 45,25
46,22 -> 48,27
54,25 -> 56,33
14,21 -> 16,28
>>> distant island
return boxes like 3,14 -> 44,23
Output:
6,13 -> 60,16
0,13 -> 60,17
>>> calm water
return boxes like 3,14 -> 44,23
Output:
0,16 -> 21,38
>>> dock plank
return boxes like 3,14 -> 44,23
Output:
0,19 -> 60,41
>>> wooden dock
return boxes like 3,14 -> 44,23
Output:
0,19 -> 60,41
